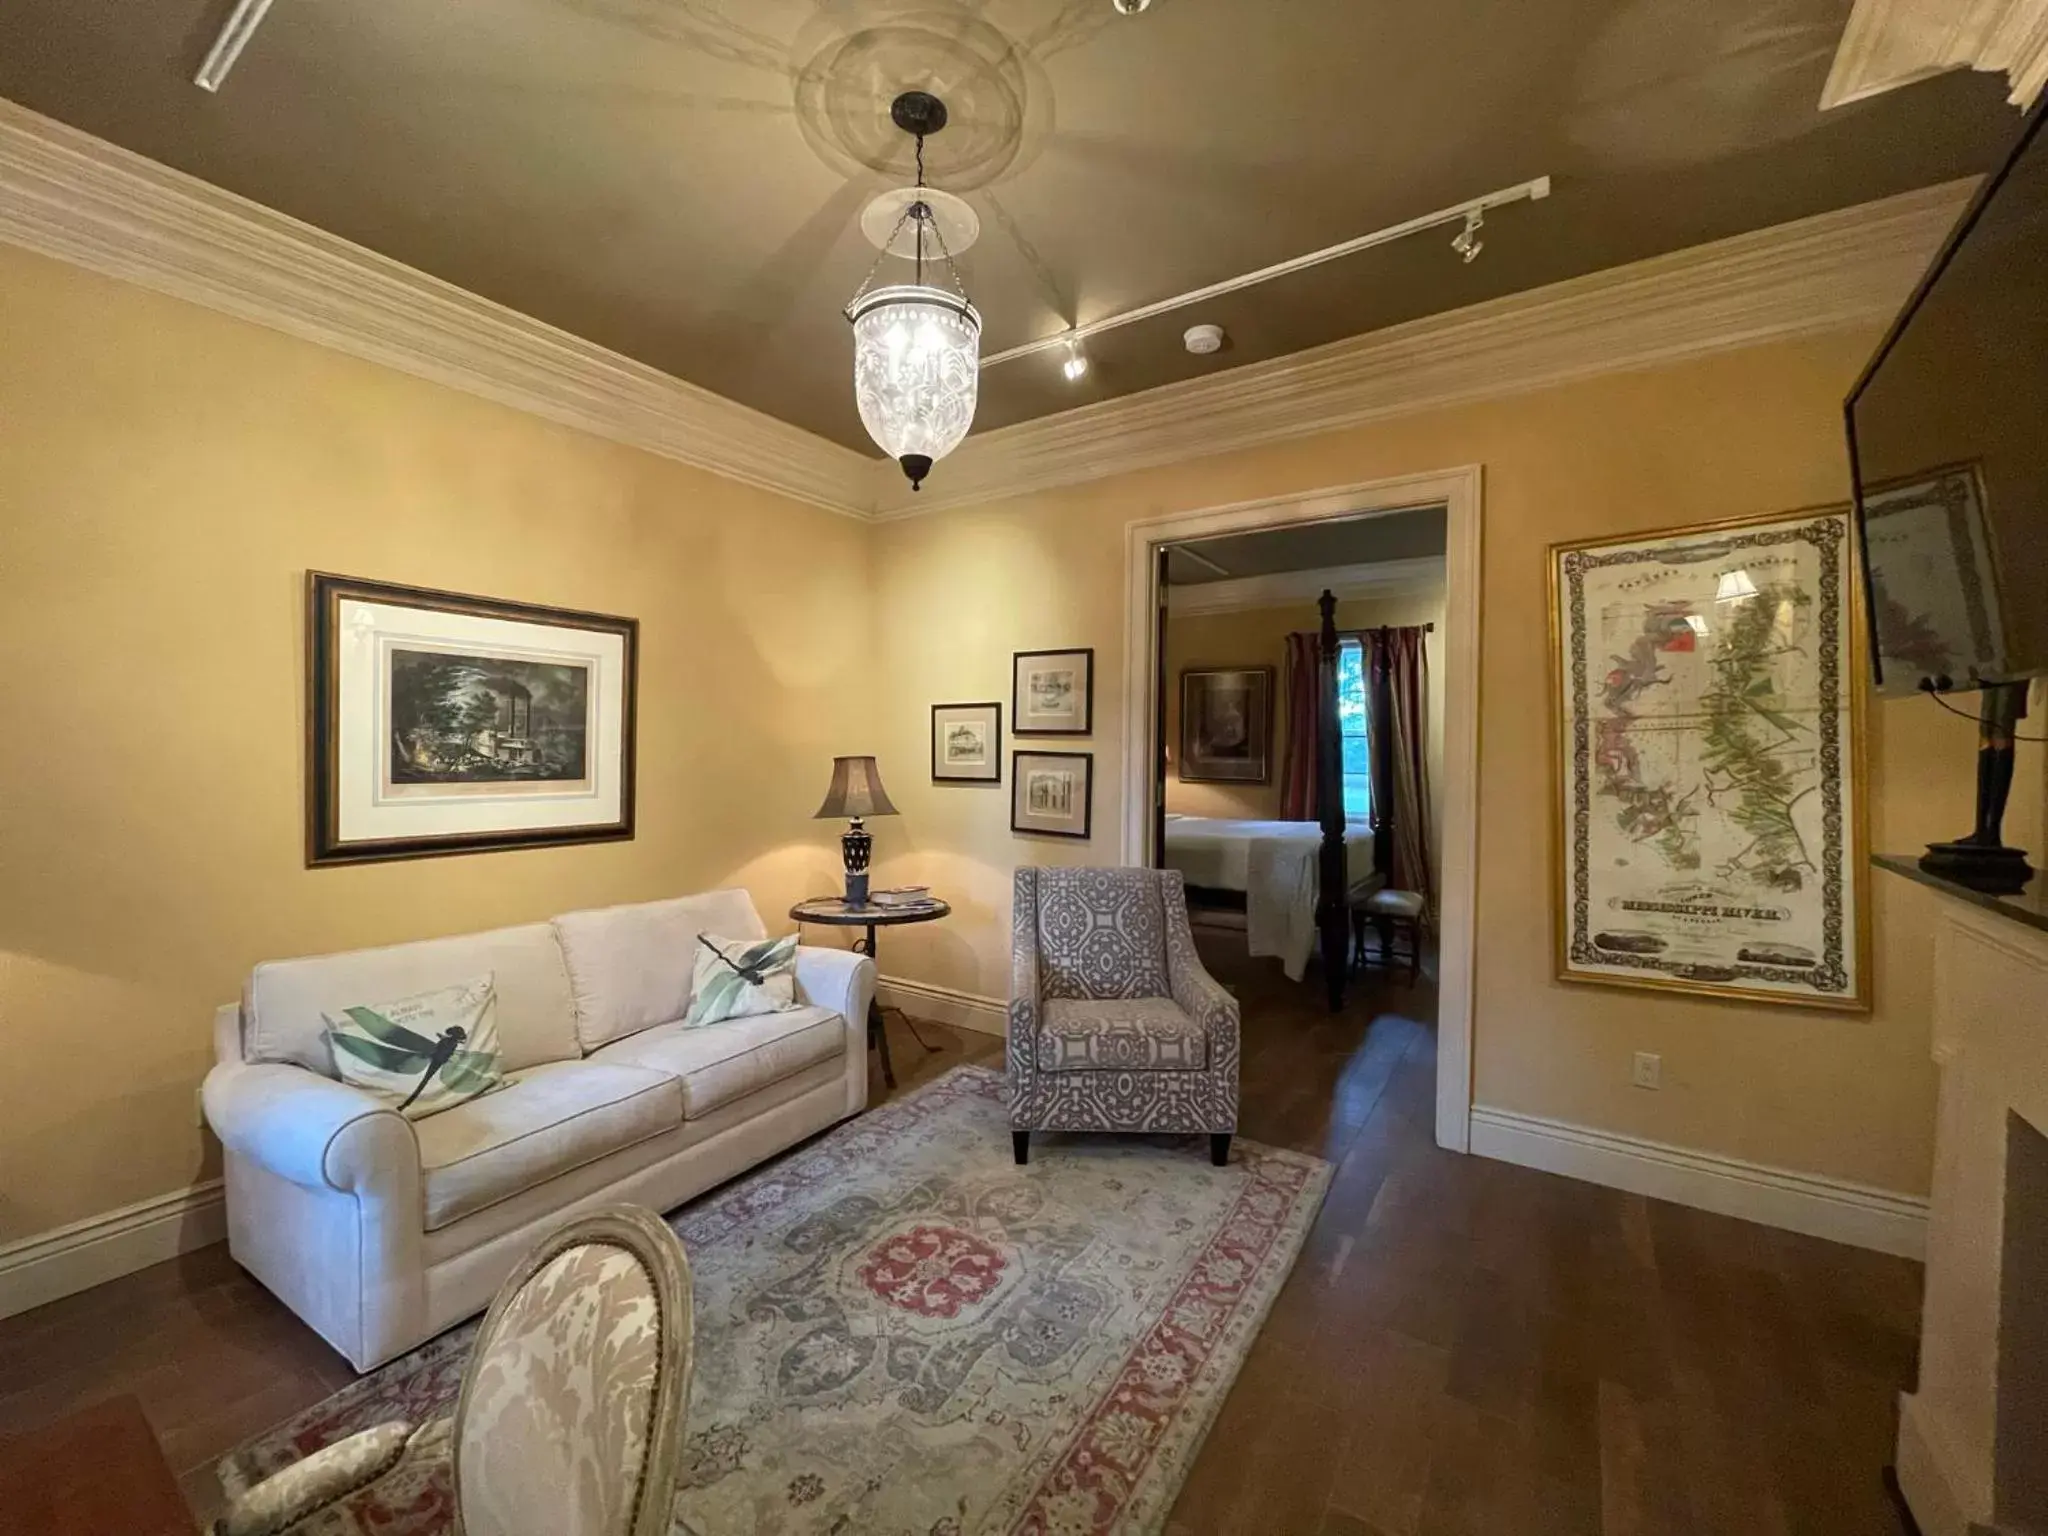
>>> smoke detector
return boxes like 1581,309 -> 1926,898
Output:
1184,323 -> 1225,356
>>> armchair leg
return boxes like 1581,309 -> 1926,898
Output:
1210,1133 -> 1232,1167
1013,1131 -> 1030,1165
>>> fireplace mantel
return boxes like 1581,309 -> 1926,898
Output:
1880,860 -> 2048,1536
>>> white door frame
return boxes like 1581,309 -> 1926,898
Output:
1120,466 -> 1483,1153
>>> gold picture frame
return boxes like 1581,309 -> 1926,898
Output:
1546,504 -> 1871,1011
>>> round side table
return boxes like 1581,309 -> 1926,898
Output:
789,897 -> 952,1090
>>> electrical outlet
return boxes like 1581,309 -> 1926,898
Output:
1631,1051 -> 1662,1090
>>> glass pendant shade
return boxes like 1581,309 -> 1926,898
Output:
849,284 -> 981,491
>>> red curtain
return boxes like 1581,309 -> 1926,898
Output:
1278,631 -> 1321,820
1375,627 -> 1434,919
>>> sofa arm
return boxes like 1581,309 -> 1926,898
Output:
794,944 -> 876,1028
203,1061 -> 418,1195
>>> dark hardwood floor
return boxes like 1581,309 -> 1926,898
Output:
0,940 -> 1921,1534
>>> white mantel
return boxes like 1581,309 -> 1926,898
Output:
1892,877 -> 2048,1536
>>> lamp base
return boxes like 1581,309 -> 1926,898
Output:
1921,839 -> 2035,895
844,870 -> 871,907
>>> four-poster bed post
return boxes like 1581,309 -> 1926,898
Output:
1314,589 -> 1349,1012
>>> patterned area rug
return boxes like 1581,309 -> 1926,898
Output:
222,1066 -> 1330,1535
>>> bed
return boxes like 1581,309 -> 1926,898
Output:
1163,815 -> 1382,981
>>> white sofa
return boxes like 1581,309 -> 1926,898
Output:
202,888 -> 872,1371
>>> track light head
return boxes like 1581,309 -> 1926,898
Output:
1451,208 -> 1484,264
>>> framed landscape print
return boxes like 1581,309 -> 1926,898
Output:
1549,506 -> 1869,1010
1013,648 -> 1094,735
931,701 -> 1002,783
308,573 -> 638,866
1179,666 -> 1273,783
1012,751 -> 1093,840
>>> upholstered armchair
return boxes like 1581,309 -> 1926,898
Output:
1009,867 -> 1240,1165
215,1205 -> 693,1536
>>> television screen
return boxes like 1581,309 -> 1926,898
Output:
1848,98 -> 2048,696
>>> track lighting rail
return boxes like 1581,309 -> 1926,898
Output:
981,174 -> 1552,370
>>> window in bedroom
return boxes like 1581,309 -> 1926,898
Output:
1336,637 -> 1373,825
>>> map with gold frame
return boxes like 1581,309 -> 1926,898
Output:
1549,507 -> 1869,1010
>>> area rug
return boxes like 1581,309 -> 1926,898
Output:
221,1065 -> 1330,1535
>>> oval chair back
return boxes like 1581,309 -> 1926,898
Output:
450,1204 -> 694,1536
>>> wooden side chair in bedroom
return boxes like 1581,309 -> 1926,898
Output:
213,1204 -> 694,1536
1351,887 -> 1426,985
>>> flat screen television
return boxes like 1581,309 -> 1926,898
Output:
1847,95 -> 2048,698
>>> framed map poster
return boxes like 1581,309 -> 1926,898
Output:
1549,506 -> 1869,1010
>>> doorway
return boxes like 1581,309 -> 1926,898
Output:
1119,468 -> 1482,1153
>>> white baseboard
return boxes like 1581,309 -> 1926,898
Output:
0,1180 -> 226,1321
878,976 -> 1007,1038
1469,1106 -> 1928,1259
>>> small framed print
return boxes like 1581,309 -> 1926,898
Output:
1179,666 -> 1273,783
931,701 -> 1002,783
1012,648 -> 1094,735
308,572 -> 637,866
1012,750 -> 1094,840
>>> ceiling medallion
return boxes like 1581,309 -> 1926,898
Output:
843,90 -> 983,492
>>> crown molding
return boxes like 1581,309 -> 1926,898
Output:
871,180 -> 1975,519
0,98 -> 1977,527
1166,557 -> 1444,617
1820,0 -> 2048,109
0,100 -> 875,518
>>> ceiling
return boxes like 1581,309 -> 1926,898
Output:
1167,506 -> 1446,585
0,1 -> 2019,454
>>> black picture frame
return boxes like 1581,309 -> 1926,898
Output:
1179,666 -> 1275,783
308,572 -> 639,867
930,701 -> 1003,783
1012,647 -> 1095,736
1011,750 -> 1094,840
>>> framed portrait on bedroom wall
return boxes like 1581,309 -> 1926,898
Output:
1012,648 -> 1093,735
307,572 -> 638,866
931,701 -> 1002,783
1179,666 -> 1273,783
1548,504 -> 1870,1011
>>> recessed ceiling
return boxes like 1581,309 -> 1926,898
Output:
0,0 -> 2018,454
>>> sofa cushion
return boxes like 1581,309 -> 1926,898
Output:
551,890 -> 767,1052
413,1062 -> 681,1231
324,975 -> 504,1120
246,924 -> 579,1077
591,1005 -> 845,1120
1036,997 -> 1207,1072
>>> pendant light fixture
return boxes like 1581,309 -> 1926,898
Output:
844,92 -> 982,492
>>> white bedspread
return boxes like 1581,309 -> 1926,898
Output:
1163,816 -> 1378,980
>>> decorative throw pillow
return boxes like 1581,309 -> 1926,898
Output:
685,934 -> 799,1026
323,976 -> 504,1120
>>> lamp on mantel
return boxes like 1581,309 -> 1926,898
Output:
814,756 -> 898,907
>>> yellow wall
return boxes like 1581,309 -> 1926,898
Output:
872,329 -> 1996,1198
1161,589 -> 1448,883
0,244 -> 867,1241
9,234 -> 2039,1243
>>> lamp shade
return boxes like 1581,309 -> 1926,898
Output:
813,755 -> 898,820
849,285 -> 981,490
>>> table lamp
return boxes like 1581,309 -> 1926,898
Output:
813,755 -> 898,906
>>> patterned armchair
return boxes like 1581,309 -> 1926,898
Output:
1009,867 -> 1240,1165
215,1205 -> 693,1536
